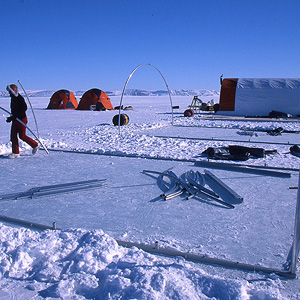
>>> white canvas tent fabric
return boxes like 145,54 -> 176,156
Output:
219,78 -> 300,116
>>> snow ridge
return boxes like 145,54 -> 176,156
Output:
0,89 -> 219,98
0,223 -> 280,299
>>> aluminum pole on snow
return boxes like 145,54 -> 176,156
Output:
0,211 -> 296,278
0,179 -> 107,201
118,63 -> 174,134
0,106 -> 49,154
290,169 -> 300,274
0,214 -> 60,231
18,80 -> 40,138
204,169 -> 244,203
116,239 -> 296,278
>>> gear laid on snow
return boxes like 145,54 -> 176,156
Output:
269,110 -> 292,118
203,145 -> 277,161
184,109 -> 194,117
143,169 -> 235,209
112,114 -> 129,126
267,127 -> 284,136
290,145 -> 300,158
0,179 -> 107,200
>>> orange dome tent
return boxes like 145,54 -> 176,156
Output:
77,88 -> 114,110
47,90 -> 78,109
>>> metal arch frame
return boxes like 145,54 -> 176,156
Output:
18,80 -> 40,138
118,63 -> 174,134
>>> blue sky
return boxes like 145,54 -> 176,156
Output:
1,0 -> 300,91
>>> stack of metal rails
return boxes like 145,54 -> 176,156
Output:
143,169 -> 243,209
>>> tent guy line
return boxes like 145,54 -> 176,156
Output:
18,80 -> 40,138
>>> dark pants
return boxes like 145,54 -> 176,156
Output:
10,117 -> 38,154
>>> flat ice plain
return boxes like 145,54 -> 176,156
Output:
0,95 -> 299,299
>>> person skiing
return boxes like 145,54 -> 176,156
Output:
6,84 -> 38,158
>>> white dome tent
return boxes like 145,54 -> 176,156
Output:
218,78 -> 300,117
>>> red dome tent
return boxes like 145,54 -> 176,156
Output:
47,90 -> 78,109
77,88 -> 114,110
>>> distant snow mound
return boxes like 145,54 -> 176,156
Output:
0,91 -> 9,97
0,90 -> 56,97
106,89 -> 220,97
26,90 -> 56,97
0,89 -> 219,97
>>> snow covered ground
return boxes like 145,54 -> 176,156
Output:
0,95 -> 299,299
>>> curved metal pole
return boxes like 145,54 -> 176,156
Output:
118,63 -> 173,134
18,80 -> 40,138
